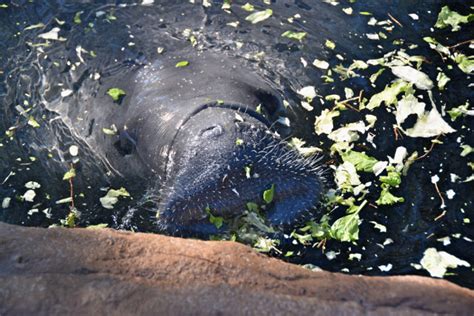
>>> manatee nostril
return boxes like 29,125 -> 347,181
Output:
200,124 -> 224,138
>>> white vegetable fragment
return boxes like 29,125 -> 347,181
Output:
370,221 -> 387,233
2,197 -> 11,209
431,175 -> 440,184
334,162 -> 361,187
378,264 -> 393,272
395,94 -> 426,125
325,250 -> 339,260
25,181 -> 41,189
349,253 -> 362,261
312,59 -> 329,70
328,121 -> 367,143
409,13 -> 419,20
100,188 -> 130,209
314,109 -> 340,135
420,248 -> 470,278
23,190 -> 36,202
446,189 -> 455,200
297,86 -> 317,100
69,145 -> 79,157
391,66 -> 433,90
38,27 -> 65,41
405,105 -> 456,138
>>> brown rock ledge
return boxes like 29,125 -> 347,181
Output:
0,222 -> 473,315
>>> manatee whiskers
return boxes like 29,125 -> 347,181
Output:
154,130 -> 325,236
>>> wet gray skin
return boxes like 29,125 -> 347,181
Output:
117,50 -> 324,235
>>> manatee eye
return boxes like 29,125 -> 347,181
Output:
199,124 -> 224,138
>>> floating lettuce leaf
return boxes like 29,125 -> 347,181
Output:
330,201 -> 367,242
206,207 -> 224,229
325,39 -> 336,50
334,162 -> 361,191
175,60 -> 189,68
460,144 -> 474,157
99,187 -> 130,209
453,53 -> 474,74
281,31 -> 307,41
297,86 -> 317,101
241,3 -> 255,12
288,137 -> 322,156
420,248 -> 470,278
263,184 -> 275,204
245,9 -> 272,24
391,66 -> 433,90
379,167 -> 402,186
107,88 -> 126,101
253,237 -> 280,253
328,121 -> 367,143
404,105 -> 456,138
436,72 -> 451,90
340,150 -> 378,173
395,94 -> 426,125
62,168 -> 76,181
447,102 -> 473,121
366,80 -> 413,110
28,116 -> 40,128
376,186 -> 404,205
313,59 -> 330,69
434,6 -> 474,32
314,109 -> 340,135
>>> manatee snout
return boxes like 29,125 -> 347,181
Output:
158,105 -> 324,234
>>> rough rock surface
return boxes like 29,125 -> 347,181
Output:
0,223 -> 473,315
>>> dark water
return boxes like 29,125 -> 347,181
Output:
1,1 -> 473,288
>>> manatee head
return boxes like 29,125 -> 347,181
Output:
157,103 -> 324,235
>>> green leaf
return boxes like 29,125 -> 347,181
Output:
206,207 -> 224,229
329,200 -> 367,242
330,212 -> 360,242
107,88 -> 126,101
281,30 -> 307,41
447,102 -> 471,121
253,237 -> 280,253
366,80 -> 413,110
376,187 -> 405,206
460,144 -> 474,157
453,53 -> 474,74
99,187 -> 130,209
288,137 -> 322,157
263,184 -> 275,204
434,6 -> 474,32
391,66 -> 433,90
245,9 -> 272,24
175,60 -> 190,68
340,150 -> 378,173
27,116 -> 40,128
241,3 -> 255,12
379,167 -> 402,186
73,11 -> 83,24
325,39 -> 336,50
436,72 -> 451,90
62,168 -> 76,181
290,231 -> 313,245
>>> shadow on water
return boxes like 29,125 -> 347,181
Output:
0,1 -> 473,288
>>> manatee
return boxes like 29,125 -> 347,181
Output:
76,49 -> 325,235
